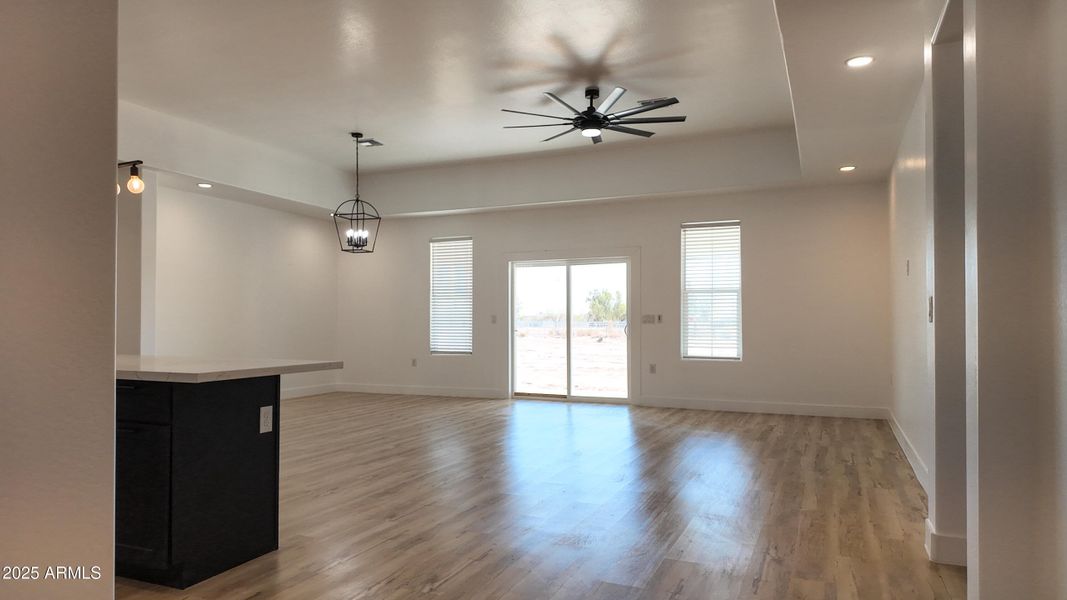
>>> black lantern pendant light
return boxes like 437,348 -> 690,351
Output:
332,132 -> 381,254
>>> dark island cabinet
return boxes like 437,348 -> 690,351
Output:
115,376 -> 280,589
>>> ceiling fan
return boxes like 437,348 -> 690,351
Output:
502,86 -> 686,144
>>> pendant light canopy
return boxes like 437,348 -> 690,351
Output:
333,133 -> 381,254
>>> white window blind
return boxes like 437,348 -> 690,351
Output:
430,237 -> 473,354
681,222 -> 741,359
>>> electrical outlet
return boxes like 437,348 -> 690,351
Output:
491,314 -> 497,324
411,358 -> 417,367
642,314 -> 655,324
259,406 -> 273,434
649,363 -> 657,374
656,314 -> 663,324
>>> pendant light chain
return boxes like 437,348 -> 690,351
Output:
354,139 -> 360,199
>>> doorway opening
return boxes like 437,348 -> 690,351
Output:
510,259 -> 629,400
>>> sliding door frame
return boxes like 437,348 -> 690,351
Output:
507,249 -> 640,403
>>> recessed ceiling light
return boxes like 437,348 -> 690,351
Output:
839,165 -> 857,172
846,56 -> 874,68
197,182 -> 213,189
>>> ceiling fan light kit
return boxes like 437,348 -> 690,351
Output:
502,85 -> 687,144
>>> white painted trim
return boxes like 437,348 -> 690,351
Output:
888,411 -> 932,494
281,383 -> 340,400
925,518 -> 967,566
638,396 -> 890,420
335,382 -> 506,399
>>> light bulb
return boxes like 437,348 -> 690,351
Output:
116,182 -> 121,196
581,128 -> 602,138
839,165 -> 857,172
846,55 -> 874,68
126,175 -> 145,194
346,228 -> 356,238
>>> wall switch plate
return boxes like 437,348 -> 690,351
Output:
649,363 -> 657,374
411,358 -> 417,367
259,406 -> 273,434
656,314 -> 663,323
642,314 -> 656,324
491,314 -> 497,324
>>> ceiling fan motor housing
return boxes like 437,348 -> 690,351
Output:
501,85 -> 685,144
576,113 -> 605,131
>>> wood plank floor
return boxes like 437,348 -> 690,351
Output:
116,393 -> 966,600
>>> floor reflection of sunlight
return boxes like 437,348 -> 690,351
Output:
504,400 -> 637,509
675,434 -> 754,520
502,400 -> 759,567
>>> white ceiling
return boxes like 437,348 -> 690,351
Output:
775,0 -> 929,180
118,0 -> 795,171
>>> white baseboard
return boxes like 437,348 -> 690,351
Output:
925,519 -> 967,566
335,382 -> 506,399
281,383 -> 339,400
887,411 -> 931,494
637,396 -> 890,420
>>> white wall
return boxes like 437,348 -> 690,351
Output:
963,0 -> 1060,596
929,35 -> 968,565
1037,0 -> 1067,593
116,170 -> 159,354
118,101 -> 350,213
1036,1 -> 1067,595
887,15 -> 969,566
889,89 -> 935,489
151,187 -> 340,397
363,127 -> 803,215
0,2 -> 117,598
337,183 -> 891,415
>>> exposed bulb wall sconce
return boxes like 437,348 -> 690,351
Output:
117,160 -> 145,195
332,133 -> 381,254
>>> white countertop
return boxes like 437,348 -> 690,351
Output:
116,355 -> 343,384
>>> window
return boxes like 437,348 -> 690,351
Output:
430,237 -> 473,354
681,221 -> 741,359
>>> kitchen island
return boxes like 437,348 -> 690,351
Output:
115,355 -> 342,589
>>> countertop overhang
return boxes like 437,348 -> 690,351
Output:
116,355 -> 343,384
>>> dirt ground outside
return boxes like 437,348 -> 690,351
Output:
513,325 -> 627,398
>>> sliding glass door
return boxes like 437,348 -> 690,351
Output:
511,259 -> 628,399
512,264 -> 568,396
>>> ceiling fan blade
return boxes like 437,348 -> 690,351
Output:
591,135 -> 603,144
503,123 -> 574,128
542,127 -> 577,142
607,97 -> 679,119
605,125 -> 655,137
611,116 -> 687,124
501,108 -> 572,121
543,92 -> 581,115
596,86 -> 627,114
